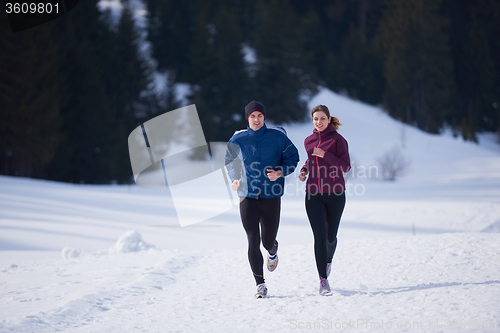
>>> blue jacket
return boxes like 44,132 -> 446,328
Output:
225,124 -> 299,199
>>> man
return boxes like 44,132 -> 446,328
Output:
225,101 -> 299,298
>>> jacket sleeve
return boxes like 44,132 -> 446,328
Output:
300,159 -> 309,174
224,140 -> 243,182
323,137 -> 351,173
278,137 -> 300,177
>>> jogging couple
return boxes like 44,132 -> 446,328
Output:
225,101 -> 351,298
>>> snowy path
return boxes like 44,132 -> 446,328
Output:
1,232 -> 499,332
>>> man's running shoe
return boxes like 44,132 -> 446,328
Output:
255,283 -> 268,299
267,253 -> 278,272
267,241 -> 279,272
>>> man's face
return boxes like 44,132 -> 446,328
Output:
248,111 -> 265,131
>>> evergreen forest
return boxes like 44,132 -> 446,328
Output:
1,0 -> 499,183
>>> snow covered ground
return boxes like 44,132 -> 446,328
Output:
1,88 -> 500,332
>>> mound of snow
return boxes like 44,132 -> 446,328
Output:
62,247 -> 81,259
482,220 -> 500,233
110,230 -> 155,253
1,264 -> 18,272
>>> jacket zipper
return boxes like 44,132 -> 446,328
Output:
332,139 -> 335,182
316,131 -> 321,193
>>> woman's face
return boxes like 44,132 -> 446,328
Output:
312,111 -> 331,132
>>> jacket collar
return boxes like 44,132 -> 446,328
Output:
247,123 -> 267,138
313,123 -> 336,135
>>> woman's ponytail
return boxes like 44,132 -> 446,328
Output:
330,117 -> 342,130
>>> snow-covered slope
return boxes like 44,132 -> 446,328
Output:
1,88 -> 499,332
288,87 -> 500,191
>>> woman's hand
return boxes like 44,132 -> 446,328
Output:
267,169 -> 282,181
231,179 -> 240,191
299,171 -> 307,182
312,147 -> 325,158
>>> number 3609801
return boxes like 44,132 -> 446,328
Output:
5,2 -> 60,14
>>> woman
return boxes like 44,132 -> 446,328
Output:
299,105 -> 351,295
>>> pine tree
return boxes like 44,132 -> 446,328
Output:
293,9 -> 321,91
376,0 -> 455,133
328,24 -> 384,105
445,0 -> 498,140
187,2 -> 249,141
0,10 -> 62,178
45,0 -> 124,183
251,0 -> 317,124
146,0 -> 196,81
322,0 -> 385,105
104,0 -> 155,181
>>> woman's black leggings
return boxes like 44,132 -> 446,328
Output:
240,197 -> 280,285
305,192 -> 346,279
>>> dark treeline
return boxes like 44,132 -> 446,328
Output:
1,0 -> 499,183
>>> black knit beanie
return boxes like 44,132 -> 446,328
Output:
245,101 -> 266,120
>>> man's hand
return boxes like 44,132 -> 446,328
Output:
231,179 -> 240,191
299,171 -> 307,182
267,169 -> 282,181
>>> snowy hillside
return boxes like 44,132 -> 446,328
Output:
1,88 -> 499,332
